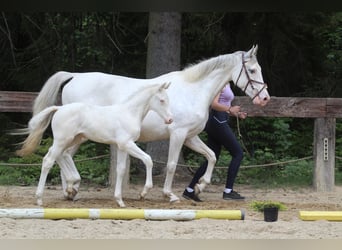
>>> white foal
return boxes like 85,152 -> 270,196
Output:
17,82 -> 173,207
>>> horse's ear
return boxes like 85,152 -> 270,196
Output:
245,45 -> 258,60
163,82 -> 171,89
253,44 -> 258,56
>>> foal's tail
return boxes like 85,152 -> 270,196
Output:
9,71 -> 73,136
16,106 -> 59,157
33,71 -> 73,116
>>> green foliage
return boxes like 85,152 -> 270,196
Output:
0,138 -> 110,186
250,200 -> 287,212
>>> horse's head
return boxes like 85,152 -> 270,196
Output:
232,45 -> 270,106
150,82 -> 173,124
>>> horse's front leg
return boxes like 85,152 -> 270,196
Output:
123,141 -> 153,200
114,148 -> 129,208
184,135 -> 216,194
163,131 -> 187,203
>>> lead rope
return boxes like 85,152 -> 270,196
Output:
236,116 -> 251,157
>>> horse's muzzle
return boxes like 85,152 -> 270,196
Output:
165,118 -> 173,124
253,96 -> 270,106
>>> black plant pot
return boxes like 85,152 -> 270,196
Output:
263,207 -> 279,222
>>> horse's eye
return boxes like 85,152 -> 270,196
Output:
249,69 -> 256,74
160,99 -> 165,103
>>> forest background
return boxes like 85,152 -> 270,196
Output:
0,12 -> 341,188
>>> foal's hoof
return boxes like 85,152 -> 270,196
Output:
65,188 -> 78,200
36,199 -> 43,206
117,201 -> 126,208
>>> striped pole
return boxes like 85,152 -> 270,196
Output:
0,208 -> 244,220
299,211 -> 342,221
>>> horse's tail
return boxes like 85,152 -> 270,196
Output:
9,72 -> 73,136
16,106 -> 59,157
33,71 -> 73,116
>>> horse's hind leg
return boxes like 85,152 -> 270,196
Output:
163,131 -> 187,203
184,135 -> 216,194
59,143 -> 82,198
57,152 -> 81,200
36,145 -> 63,206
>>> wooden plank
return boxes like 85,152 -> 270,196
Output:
2,91 -> 342,118
326,98 -> 342,117
0,91 -> 36,112
232,96 -> 331,118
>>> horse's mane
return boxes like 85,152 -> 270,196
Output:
182,51 -> 243,82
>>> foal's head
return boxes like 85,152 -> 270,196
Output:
232,45 -> 270,106
149,82 -> 173,124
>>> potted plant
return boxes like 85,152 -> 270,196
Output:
250,200 -> 287,222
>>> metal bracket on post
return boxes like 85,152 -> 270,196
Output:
323,137 -> 329,161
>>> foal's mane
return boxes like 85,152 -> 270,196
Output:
123,83 -> 160,106
182,51 -> 243,82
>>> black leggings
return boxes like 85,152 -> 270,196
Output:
188,110 -> 243,190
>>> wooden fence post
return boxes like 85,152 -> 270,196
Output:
313,117 -> 335,191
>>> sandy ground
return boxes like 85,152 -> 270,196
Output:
0,178 -> 341,239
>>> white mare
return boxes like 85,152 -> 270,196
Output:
30,45 -> 270,203
16,82 -> 173,207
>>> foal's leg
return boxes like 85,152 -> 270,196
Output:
57,152 -> 81,200
114,149 -> 129,207
163,130 -> 187,203
59,143 -> 81,198
184,135 -> 217,194
115,141 -> 154,207
36,145 -> 63,206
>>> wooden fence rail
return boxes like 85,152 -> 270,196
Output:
1,91 -> 340,192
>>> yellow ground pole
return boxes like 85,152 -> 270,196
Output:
0,208 -> 244,220
195,209 -> 244,220
299,211 -> 342,221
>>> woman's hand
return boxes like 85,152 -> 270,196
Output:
228,105 -> 240,116
238,111 -> 248,119
227,106 -> 247,119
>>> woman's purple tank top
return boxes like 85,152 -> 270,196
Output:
218,85 -> 234,107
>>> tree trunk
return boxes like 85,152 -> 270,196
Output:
145,12 -> 183,176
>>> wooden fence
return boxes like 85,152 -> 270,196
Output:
1,91 -> 341,192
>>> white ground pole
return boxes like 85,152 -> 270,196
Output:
0,208 -> 244,220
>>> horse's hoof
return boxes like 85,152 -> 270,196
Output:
66,188 -> 78,200
195,183 -> 206,194
169,195 -> 180,203
140,191 -> 147,199
170,199 -> 180,204
115,197 -> 126,208
118,202 -> 126,208
37,199 -> 43,206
